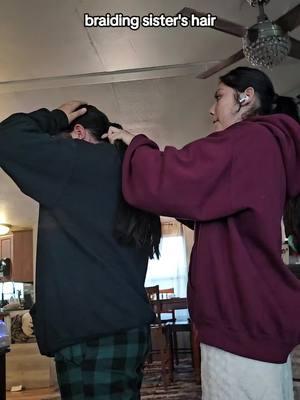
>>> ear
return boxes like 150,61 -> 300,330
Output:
71,124 -> 87,140
244,87 -> 255,103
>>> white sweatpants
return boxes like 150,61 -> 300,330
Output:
200,344 -> 294,400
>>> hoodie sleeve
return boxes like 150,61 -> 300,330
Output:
122,131 -> 235,221
0,108 -> 75,207
122,120 -> 288,221
22,108 -> 69,135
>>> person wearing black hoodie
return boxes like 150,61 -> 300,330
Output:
103,67 -> 300,400
0,101 -> 161,400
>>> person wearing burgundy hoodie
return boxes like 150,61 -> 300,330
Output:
103,67 -> 300,400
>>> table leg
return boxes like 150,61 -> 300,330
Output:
191,324 -> 201,384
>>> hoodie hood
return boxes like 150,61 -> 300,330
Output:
250,114 -> 300,199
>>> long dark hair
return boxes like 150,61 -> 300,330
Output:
65,105 -> 161,259
220,67 -> 300,123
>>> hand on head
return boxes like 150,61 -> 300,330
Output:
57,101 -> 87,124
57,102 -> 135,145
102,126 -> 135,146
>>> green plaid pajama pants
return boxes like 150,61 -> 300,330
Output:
54,326 -> 150,400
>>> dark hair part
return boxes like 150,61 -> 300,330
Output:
220,67 -> 300,123
66,105 -> 161,258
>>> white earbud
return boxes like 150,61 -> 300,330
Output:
239,94 -> 250,104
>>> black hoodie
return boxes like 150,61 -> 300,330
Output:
0,108 -> 154,356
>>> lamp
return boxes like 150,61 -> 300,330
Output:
242,0 -> 291,69
0,224 -> 11,235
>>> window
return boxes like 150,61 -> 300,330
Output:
145,225 -> 189,321
146,235 -> 188,297
1,282 -> 24,301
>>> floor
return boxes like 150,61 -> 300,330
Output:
7,345 -> 300,400
7,387 -> 60,400
6,359 -> 201,400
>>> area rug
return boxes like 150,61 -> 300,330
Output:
7,359 -> 201,400
141,358 -> 201,399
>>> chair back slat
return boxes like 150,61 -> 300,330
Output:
145,285 -> 162,321
159,288 -> 175,299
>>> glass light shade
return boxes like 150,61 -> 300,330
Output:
246,0 -> 270,6
0,224 -> 11,235
243,21 -> 291,68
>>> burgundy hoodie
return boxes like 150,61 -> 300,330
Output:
122,114 -> 300,363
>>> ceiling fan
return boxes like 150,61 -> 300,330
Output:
179,0 -> 300,79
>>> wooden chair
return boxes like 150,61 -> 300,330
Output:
145,285 -> 173,388
159,287 -> 175,299
159,292 -> 195,370
159,287 -> 176,325
165,313 -> 201,383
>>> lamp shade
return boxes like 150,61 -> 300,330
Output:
0,224 -> 11,235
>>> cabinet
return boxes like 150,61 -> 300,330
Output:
0,230 -> 33,282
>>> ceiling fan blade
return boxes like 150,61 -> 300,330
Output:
197,49 -> 245,79
179,7 -> 247,38
275,4 -> 300,33
289,37 -> 300,60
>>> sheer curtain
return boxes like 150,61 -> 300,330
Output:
145,220 -> 191,320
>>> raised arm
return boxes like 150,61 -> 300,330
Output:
121,133 -> 234,221
0,101 -> 86,207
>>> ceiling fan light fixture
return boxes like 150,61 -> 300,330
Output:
0,224 -> 11,236
245,0 -> 271,7
242,20 -> 291,68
